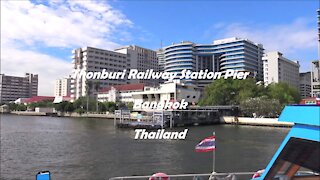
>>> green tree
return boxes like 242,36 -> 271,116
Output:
127,102 -> 134,111
240,96 -> 282,117
199,78 -> 259,105
28,100 -> 53,108
16,104 -> 27,111
75,108 -> 85,115
94,81 -> 101,112
98,102 -> 106,112
8,103 -> 18,111
117,102 -> 127,110
266,83 -> 300,107
73,96 -> 96,112
64,102 -> 75,113
104,101 -> 116,112
55,101 -> 68,112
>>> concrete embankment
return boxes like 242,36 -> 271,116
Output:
9,111 -> 293,127
11,111 -> 47,116
60,112 -> 115,119
9,111 -> 115,119
221,116 -> 293,127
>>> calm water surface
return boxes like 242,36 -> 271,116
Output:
0,114 -> 289,180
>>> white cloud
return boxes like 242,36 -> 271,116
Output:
1,0 -> 132,48
1,48 -> 71,96
1,0 -> 133,95
220,19 -> 317,54
204,18 -> 318,70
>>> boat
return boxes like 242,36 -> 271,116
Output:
109,105 -> 320,180
255,105 -> 319,180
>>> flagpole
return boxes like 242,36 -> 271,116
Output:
212,131 -> 216,173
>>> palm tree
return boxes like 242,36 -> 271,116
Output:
94,81 -> 101,112
86,81 -> 93,113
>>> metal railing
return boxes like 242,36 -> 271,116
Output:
109,172 -> 256,180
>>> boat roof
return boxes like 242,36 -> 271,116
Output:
258,105 -> 320,179
278,105 -> 319,127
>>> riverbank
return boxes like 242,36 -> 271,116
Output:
10,111 -> 48,116
7,111 -> 293,127
220,116 -> 293,127
9,111 -> 115,119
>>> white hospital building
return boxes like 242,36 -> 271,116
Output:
262,51 -> 300,89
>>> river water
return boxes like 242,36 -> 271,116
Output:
0,114 -> 289,180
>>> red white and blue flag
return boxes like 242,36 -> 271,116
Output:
195,136 -> 216,152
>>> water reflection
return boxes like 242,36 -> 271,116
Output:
1,115 -> 289,179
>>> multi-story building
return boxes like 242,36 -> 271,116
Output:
156,48 -> 165,84
163,37 -> 264,89
54,77 -> 71,97
299,72 -> 311,98
311,9 -> 320,97
71,45 -> 159,100
0,73 -> 38,103
71,47 -> 129,99
115,45 -> 159,85
262,51 -> 300,89
156,48 -> 165,72
311,60 -> 320,97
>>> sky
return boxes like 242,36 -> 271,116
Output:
1,0 -> 319,95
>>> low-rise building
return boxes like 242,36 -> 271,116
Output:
20,96 -> 55,104
97,83 -> 145,103
131,82 -> 201,110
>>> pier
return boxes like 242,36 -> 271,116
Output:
114,106 -> 239,128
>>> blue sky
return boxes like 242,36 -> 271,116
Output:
111,0 -> 318,47
1,0 -> 319,95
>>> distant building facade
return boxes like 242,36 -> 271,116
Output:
312,9 -> 320,97
71,47 -> 130,100
71,46 -> 159,100
163,37 -> 264,89
156,48 -> 165,83
0,73 -> 38,103
262,51 -> 300,89
54,77 -> 71,97
156,48 -> 165,72
311,60 -> 320,97
299,72 -> 311,98
115,45 -> 160,85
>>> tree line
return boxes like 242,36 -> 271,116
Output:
199,78 -> 300,117
8,97 -> 133,114
8,78 -> 300,117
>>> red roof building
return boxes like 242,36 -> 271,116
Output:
99,83 -> 145,93
22,96 -> 55,104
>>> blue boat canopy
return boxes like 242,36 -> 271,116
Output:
279,105 -> 320,126
258,106 -> 320,180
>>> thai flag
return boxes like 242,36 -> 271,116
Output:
195,136 -> 216,152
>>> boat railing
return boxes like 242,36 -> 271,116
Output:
109,172 -> 256,180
